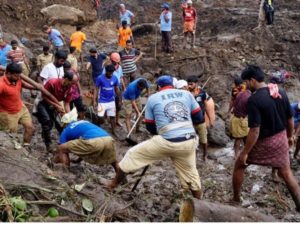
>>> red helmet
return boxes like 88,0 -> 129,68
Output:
110,52 -> 121,63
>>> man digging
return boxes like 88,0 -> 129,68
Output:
107,75 -> 204,199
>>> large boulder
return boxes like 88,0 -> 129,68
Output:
208,116 -> 231,147
40,4 -> 85,25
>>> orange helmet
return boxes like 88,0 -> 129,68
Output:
110,52 -> 121,63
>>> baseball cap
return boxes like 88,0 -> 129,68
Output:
156,75 -> 174,87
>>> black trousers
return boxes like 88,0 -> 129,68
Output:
36,100 -> 63,146
161,31 -> 172,53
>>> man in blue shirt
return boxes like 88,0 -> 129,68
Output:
119,4 -> 135,26
94,64 -> 121,136
159,3 -> 173,53
123,78 -> 150,133
86,47 -> 108,84
107,75 -> 204,199
0,39 -> 12,72
291,102 -> 300,159
102,52 -> 125,127
53,118 -> 119,173
43,25 -> 65,52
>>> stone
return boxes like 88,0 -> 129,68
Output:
208,116 -> 231,147
178,61 -> 205,80
41,4 -> 85,25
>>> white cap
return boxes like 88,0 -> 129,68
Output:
172,77 -> 178,87
61,107 -> 78,124
175,80 -> 188,89
187,0 -> 193,4
120,3 -> 125,8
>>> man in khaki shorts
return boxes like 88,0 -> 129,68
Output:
123,78 -> 150,133
53,112 -> 119,172
0,63 -> 37,146
107,75 -> 204,199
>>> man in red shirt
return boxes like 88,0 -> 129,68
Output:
0,63 -> 36,146
36,71 -> 77,151
182,0 -> 197,48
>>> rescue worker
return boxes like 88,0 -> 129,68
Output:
232,65 -> 300,212
107,75 -> 204,199
187,75 -> 209,161
53,111 -> 119,174
182,0 -> 197,48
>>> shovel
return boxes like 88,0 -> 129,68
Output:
125,105 -> 147,146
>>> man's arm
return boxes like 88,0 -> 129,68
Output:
21,80 -> 38,90
93,86 -> 99,108
64,102 -> 71,113
121,77 -> 126,91
134,50 -> 143,63
42,95 -> 64,113
59,34 -> 66,45
239,127 -> 260,165
86,62 -> 91,71
131,100 -> 140,115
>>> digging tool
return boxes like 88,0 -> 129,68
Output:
201,76 -> 212,89
125,105 -> 147,146
131,165 -> 149,192
154,23 -> 158,60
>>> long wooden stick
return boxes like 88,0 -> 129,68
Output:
154,24 -> 158,60
20,74 -> 60,105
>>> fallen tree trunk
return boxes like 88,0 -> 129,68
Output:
180,199 -> 277,222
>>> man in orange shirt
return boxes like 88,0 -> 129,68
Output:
70,26 -> 86,60
182,0 -> 197,48
0,63 -> 37,146
118,20 -> 134,50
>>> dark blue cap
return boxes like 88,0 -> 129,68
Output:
161,3 -> 170,9
156,75 -> 173,87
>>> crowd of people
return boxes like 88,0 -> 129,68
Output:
1,0 -> 298,215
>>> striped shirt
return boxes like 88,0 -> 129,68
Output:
119,48 -> 140,74
7,47 -> 25,63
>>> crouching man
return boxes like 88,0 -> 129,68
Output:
53,111 -> 119,173
107,75 -> 204,199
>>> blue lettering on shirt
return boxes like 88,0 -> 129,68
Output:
145,89 -> 199,139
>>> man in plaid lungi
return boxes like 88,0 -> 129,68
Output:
232,65 -> 300,212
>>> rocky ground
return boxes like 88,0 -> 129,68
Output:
0,0 -> 300,222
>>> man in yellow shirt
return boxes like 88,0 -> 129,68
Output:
70,26 -> 86,60
118,20 -> 134,50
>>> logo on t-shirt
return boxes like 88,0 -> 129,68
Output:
164,101 -> 189,122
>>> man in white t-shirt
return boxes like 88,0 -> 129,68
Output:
33,50 -> 67,115
38,50 -> 67,84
